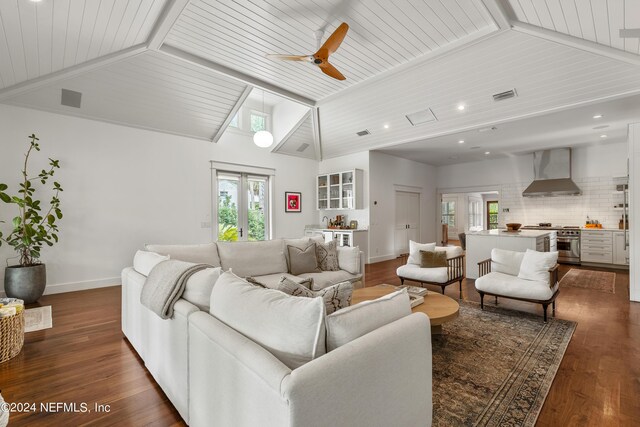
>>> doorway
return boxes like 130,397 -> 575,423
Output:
394,191 -> 420,255
487,200 -> 499,230
216,172 -> 270,241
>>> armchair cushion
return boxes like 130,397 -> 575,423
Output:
336,246 -> 360,274
434,245 -> 464,259
408,241 -> 436,265
183,267 -> 222,311
420,250 -> 448,268
396,264 -> 448,283
517,249 -> 558,283
491,248 -> 525,276
475,272 -> 558,301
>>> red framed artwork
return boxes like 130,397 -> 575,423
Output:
285,192 -> 301,213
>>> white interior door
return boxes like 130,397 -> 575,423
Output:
407,192 -> 420,243
395,191 -> 421,255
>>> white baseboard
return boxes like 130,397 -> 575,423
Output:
368,254 -> 398,264
0,277 -> 120,298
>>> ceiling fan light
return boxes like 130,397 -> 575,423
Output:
254,130 -> 273,148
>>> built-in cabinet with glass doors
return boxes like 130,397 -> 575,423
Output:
317,169 -> 363,210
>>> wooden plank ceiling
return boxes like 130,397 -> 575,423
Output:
164,0 -> 497,101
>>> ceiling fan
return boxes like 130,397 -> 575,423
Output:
266,23 -> 349,81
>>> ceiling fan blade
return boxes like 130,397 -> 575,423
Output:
620,28 -> 640,38
318,23 -> 349,55
319,62 -> 346,80
265,54 -> 311,62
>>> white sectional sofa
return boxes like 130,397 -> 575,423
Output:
121,238 -> 433,426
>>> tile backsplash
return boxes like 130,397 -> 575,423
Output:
499,176 -> 627,229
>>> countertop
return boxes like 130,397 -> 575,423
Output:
467,229 -> 555,238
580,228 -> 628,232
305,226 -> 368,232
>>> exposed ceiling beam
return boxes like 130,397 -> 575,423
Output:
480,0 -> 512,30
147,0 -> 192,50
0,44 -> 148,102
212,85 -> 253,143
512,22 -> 640,67
312,107 -> 323,161
270,110 -> 311,153
159,45 -> 316,107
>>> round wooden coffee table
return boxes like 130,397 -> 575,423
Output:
351,284 -> 459,334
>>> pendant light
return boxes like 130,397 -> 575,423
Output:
253,89 -> 273,148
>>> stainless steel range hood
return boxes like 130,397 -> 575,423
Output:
522,148 -> 581,197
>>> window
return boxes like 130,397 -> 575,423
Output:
487,201 -> 499,230
228,112 -> 239,128
216,172 -> 270,241
441,201 -> 455,228
250,112 -> 267,133
468,200 -> 482,229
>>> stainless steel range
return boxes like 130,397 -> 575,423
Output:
522,224 -> 581,264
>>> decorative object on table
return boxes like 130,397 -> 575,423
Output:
24,305 -> 53,332
431,302 -> 575,427
0,298 -> 25,363
506,222 -> 522,231
349,220 -> 358,229
409,294 -> 424,308
0,392 -> 8,427
396,285 -> 429,297
559,268 -> 616,294
0,134 -> 63,304
584,217 -> 602,228
284,192 -> 301,213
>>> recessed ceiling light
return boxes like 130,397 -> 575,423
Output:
458,140 -> 465,144
457,104 -> 466,111
484,151 -> 490,155
383,124 -> 389,129
593,114 -> 603,119
600,134 -> 608,138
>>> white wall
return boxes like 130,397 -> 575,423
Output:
0,104 -> 318,294
369,152 -> 437,263
629,124 -> 639,302
318,151 -> 370,228
436,142 -> 629,229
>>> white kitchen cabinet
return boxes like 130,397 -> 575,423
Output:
317,169 -> 363,210
305,228 -> 369,263
613,231 -> 629,265
580,231 -> 613,264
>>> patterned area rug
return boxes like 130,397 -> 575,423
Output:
432,302 -> 576,427
559,268 -> 616,294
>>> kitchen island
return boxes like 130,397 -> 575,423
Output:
466,229 -> 557,279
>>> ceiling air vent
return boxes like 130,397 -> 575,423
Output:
492,89 -> 517,102
406,108 -> 437,126
296,143 -> 310,152
356,129 -> 371,136
61,89 -> 82,108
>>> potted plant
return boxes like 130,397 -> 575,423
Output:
0,134 -> 63,303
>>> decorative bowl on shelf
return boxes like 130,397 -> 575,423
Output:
506,223 -> 522,231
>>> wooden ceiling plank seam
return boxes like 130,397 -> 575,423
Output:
518,0 -> 543,27
14,0 -> 31,81
575,0 -> 597,42
133,0 -> 162,44
544,0 -> 569,34
0,42 -> 148,101
430,0 -> 468,39
105,0 -> 130,54
590,0 -> 611,46
452,0 -> 481,31
85,0 -> 112,60
406,0 -> 449,46
371,0 -> 438,51
96,0 -> 117,57
212,85 -> 253,142
534,0 -> 557,30
367,0 -> 433,53
505,0 -> 527,22
624,0 -> 640,54
72,0 -> 88,65
147,0 -> 191,50
359,2 -> 426,58
120,0 -> 147,49
606,0 -> 622,50
271,110 -> 311,152
62,0 -> 85,69
410,0 -> 458,43
470,0 -> 497,28
158,45 -> 316,106
77,0 -> 101,64
439,0 -> 477,34
112,0 -> 144,52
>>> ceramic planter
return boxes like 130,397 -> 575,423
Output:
4,264 -> 46,304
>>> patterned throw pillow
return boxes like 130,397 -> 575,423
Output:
420,250 -> 448,268
316,240 -> 340,271
277,277 -> 352,314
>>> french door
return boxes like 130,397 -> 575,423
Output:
394,191 -> 420,255
216,172 -> 270,241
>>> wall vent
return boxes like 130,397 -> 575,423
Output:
356,129 -> 371,136
406,108 -> 437,126
492,89 -> 517,102
296,143 -> 310,152
61,89 -> 82,108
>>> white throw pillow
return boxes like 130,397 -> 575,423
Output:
209,272 -> 326,369
408,241 -> 436,265
491,248 -> 526,276
517,249 -> 558,283
337,246 -> 360,274
182,267 -> 222,311
435,245 -> 464,260
325,289 -> 411,351
133,250 -> 169,276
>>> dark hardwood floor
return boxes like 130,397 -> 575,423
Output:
1,260 -> 638,426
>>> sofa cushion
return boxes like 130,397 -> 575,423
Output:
298,270 -> 362,290
145,243 -> 221,267
491,248 -> 525,276
283,237 -> 311,271
408,241 -> 436,265
133,250 -> 170,276
518,249 -> 558,283
396,264 -> 448,283
209,272 -> 326,369
316,240 -> 340,271
247,273 -> 311,290
337,246 -> 360,274
420,250 -> 447,268
475,271 -> 558,301
287,244 -> 321,276
325,289 -> 411,351
217,240 -> 287,278
277,277 -> 352,314
183,267 -> 222,311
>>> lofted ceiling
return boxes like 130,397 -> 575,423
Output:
0,0 -> 639,164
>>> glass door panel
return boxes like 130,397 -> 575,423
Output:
217,175 -> 240,241
318,175 -> 328,209
329,173 -> 340,209
487,201 -> 499,230
247,176 -> 268,241
341,171 -> 354,209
